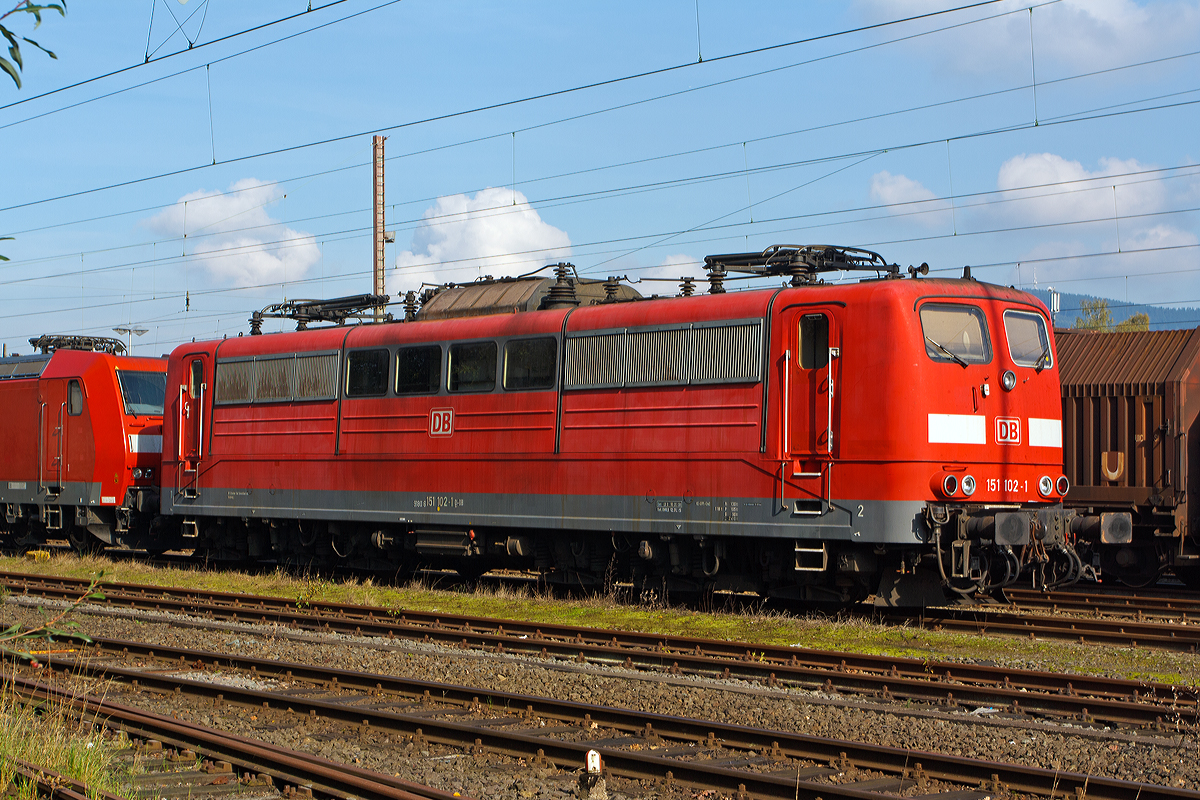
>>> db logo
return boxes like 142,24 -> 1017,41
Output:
429,408 -> 454,437
996,417 -> 1021,445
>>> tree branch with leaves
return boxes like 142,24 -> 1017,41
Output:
0,1 -> 65,89
1,575 -> 104,668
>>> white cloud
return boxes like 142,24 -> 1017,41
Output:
870,171 -> 936,205
993,153 -> 1168,226
392,188 -> 570,290
869,171 -> 949,227
145,179 -> 319,288
858,0 -> 1200,74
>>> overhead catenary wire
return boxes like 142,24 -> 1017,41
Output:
0,0 -> 1032,215
0,0 -> 368,113
7,36 -> 1196,240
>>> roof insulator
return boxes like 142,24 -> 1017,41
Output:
707,264 -> 727,294
679,277 -> 695,297
539,263 -> 581,310
404,290 -> 419,322
603,277 -> 622,303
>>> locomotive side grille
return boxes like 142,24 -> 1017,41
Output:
565,319 -> 762,390
214,360 -> 253,404
216,351 -> 339,405
293,353 -> 339,400
565,332 -> 625,389
691,322 -> 761,384
626,327 -> 690,386
255,357 -> 293,401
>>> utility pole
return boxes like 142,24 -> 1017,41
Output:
373,135 -> 387,322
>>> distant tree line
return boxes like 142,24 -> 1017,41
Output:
1072,299 -> 1151,333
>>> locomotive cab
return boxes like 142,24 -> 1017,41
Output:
0,335 -> 168,554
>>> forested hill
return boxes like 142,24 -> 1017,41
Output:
1024,289 -> 1200,331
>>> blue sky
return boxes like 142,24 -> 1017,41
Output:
1,0 -> 1198,354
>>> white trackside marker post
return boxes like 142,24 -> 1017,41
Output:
578,749 -> 607,799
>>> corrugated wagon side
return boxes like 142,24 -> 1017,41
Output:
1057,327 -> 1200,585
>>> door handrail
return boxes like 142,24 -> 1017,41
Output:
57,402 -> 65,489
37,402 -> 44,494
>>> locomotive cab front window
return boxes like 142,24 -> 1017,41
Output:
346,349 -> 389,397
919,304 -> 991,365
117,370 -> 167,416
1004,310 -> 1052,369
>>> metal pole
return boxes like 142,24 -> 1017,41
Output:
373,135 -> 386,322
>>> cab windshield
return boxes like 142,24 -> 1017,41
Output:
117,370 -> 167,416
919,304 -> 992,365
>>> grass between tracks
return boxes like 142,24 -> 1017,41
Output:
3,553 -> 1200,688
0,671 -> 126,799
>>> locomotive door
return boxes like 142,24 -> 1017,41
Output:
783,309 -> 841,514
38,379 -> 66,495
63,378 -> 91,488
178,355 -> 208,489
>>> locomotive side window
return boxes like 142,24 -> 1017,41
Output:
116,370 -> 167,416
1004,310 -> 1052,368
798,315 -> 829,369
346,349 -> 389,397
504,337 -> 557,391
68,380 -> 83,416
396,345 -> 441,395
449,341 -> 497,393
190,360 -> 204,395
919,304 -> 991,365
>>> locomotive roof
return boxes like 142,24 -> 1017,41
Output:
194,273 -> 1047,362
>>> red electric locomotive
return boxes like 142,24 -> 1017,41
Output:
0,335 -> 168,553
160,246 -> 1071,604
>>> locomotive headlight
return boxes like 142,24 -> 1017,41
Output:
1038,475 -> 1054,497
942,474 -> 959,496
1056,475 -> 1070,496
961,475 -> 976,496
1002,370 -> 1017,391
144,468 -> 152,480
132,468 -> 143,479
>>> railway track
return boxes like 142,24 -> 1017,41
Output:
10,673 -> 467,800
5,570 -> 1199,731
22,636 -> 1200,800
906,604 -> 1200,651
1002,586 -> 1200,620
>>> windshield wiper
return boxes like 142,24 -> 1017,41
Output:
926,336 -> 968,368
1035,345 -> 1051,372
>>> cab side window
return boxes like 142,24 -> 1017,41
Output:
798,315 -> 829,369
68,379 -> 83,416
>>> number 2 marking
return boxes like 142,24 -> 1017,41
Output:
857,504 -> 864,518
